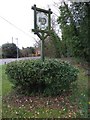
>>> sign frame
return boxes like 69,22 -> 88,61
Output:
32,4 -> 52,62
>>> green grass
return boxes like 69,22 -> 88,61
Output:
1,65 -> 13,119
1,61 -> 88,118
0,65 -> 2,119
2,105 -> 67,118
68,66 -> 88,117
2,65 -> 13,96
0,65 -> 2,95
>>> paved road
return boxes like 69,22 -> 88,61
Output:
0,57 -> 40,65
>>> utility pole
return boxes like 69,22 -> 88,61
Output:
12,37 -> 13,43
12,37 -> 19,60
15,38 -> 18,60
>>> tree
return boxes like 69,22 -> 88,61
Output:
0,46 -> 2,58
2,43 -> 20,58
50,29 -> 62,58
20,47 -> 35,57
57,1 -> 90,62
44,36 -> 57,58
33,30 -> 62,58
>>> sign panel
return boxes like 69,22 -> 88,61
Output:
37,12 -> 48,30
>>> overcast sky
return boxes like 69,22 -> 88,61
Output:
0,0 -> 63,49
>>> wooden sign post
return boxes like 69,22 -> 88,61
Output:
31,5 -> 52,62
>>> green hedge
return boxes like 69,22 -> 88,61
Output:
5,59 -> 78,96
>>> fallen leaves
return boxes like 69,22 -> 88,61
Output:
2,91 -> 80,118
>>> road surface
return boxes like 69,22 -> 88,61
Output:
0,57 -> 40,65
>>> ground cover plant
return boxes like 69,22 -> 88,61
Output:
2,58 -> 88,118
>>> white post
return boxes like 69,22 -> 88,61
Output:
15,38 -> 18,60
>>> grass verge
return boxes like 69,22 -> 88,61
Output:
2,60 -> 88,118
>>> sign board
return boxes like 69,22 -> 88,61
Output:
32,5 -> 52,62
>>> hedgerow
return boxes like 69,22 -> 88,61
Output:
5,59 -> 78,96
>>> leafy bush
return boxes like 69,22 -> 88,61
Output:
5,59 -> 78,96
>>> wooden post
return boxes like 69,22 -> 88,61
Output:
41,32 -> 44,62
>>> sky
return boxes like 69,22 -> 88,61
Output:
0,0 -> 62,49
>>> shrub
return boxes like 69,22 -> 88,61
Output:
5,59 -> 79,96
